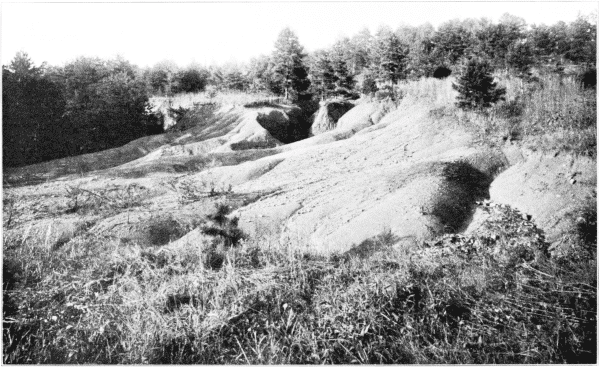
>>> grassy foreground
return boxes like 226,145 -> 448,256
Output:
3,197 -> 596,363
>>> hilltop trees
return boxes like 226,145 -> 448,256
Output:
247,55 -> 281,94
431,20 -> 473,68
565,15 -> 597,67
308,45 -> 355,99
270,28 -> 311,101
4,13 -> 597,168
3,53 -> 161,167
371,27 -> 409,85
175,64 -> 209,93
147,60 -> 179,95
308,50 -> 336,99
57,57 -> 161,154
506,41 -> 535,78
3,52 -> 65,166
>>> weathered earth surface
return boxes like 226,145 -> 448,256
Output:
310,100 -> 355,136
4,93 -> 596,257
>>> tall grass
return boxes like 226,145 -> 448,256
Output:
413,71 -> 597,157
3,199 -> 596,363
396,77 -> 456,109
518,74 -> 597,155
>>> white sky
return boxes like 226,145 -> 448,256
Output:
1,1 -> 597,69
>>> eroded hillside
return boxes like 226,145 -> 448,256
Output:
5,79 -> 594,257
3,77 -> 596,364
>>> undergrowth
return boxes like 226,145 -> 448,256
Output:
453,72 -> 597,157
403,71 -> 596,157
64,184 -> 149,216
3,199 -> 596,363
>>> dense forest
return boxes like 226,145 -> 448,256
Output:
3,13 -> 596,168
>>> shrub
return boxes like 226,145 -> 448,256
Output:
452,58 -> 506,110
230,140 -> 278,151
165,102 -> 218,133
579,68 -> 597,89
141,215 -> 188,247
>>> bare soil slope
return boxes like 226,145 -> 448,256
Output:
4,93 -> 595,258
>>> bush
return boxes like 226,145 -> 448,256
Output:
165,102 -> 219,133
143,216 -> 187,247
174,67 -> 208,93
579,68 -> 597,89
452,58 -> 506,110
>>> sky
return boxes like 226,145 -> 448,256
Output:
2,1 -> 597,69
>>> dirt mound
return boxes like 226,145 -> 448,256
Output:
488,146 -> 596,254
174,102 -> 510,253
309,100 -> 355,136
335,101 -> 388,131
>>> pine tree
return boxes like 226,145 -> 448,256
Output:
506,41 -> 535,78
309,50 -> 336,99
329,44 -> 356,95
271,28 -> 311,101
452,58 -> 506,110
372,28 -> 408,85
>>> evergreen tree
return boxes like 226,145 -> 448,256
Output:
330,43 -> 356,95
271,28 -> 311,101
431,20 -> 473,67
348,28 -> 373,75
452,58 -> 506,110
473,14 -> 525,70
565,15 -> 597,67
528,24 -> 557,62
148,60 -> 178,95
400,23 -> 437,78
506,41 -> 535,78
309,50 -> 336,99
371,27 -> 408,85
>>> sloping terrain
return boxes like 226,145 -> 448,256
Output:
4,82 -> 595,258
3,104 -> 298,184
4,80 -> 596,365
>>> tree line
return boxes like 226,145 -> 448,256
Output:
143,13 -> 595,99
3,12 -> 596,168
